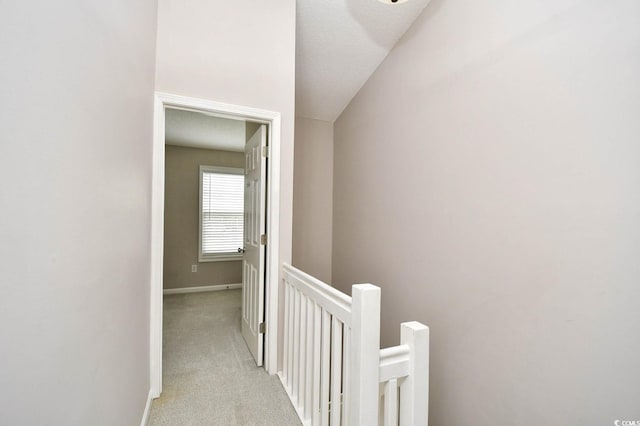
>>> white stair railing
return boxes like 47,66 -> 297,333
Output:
279,263 -> 429,426
378,322 -> 430,425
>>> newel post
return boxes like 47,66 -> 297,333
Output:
350,284 -> 381,425
399,321 -> 430,426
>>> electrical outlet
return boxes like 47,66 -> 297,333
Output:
191,264 -> 197,272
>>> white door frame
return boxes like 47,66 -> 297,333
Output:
150,92 -> 281,397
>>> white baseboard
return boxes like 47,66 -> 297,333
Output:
278,373 -> 308,426
140,389 -> 153,426
163,283 -> 242,295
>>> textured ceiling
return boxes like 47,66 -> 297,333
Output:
296,0 -> 431,122
165,108 -> 245,152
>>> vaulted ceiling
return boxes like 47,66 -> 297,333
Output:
166,1 -> 432,149
295,0 -> 432,122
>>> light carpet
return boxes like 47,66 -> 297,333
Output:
148,290 -> 301,426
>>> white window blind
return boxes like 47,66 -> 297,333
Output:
200,167 -> 244,259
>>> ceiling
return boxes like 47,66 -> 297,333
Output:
296,0 -> 432,122
165,108 -> 246,152
166,1 -> 432,147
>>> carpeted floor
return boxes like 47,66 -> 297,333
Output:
148,290 -> 301,426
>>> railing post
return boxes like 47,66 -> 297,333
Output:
350,284 -> 381,425
399,322 -> 430,426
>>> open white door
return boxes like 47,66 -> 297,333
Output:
241,124 -> 267,366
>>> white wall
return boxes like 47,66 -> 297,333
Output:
155,0 -> 296,369
0,1 -> 157,425
293,117 -> 334,283
333,0 -> 640,424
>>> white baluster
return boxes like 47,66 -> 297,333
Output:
305,298 -> 314,420
330,317 -> 342,426
383,378 -> 398,426
293,288 -> 300,403
299,294 -> 307,409
320,311 -> 331,426
312,303 -> 322,425
283,280 -> 290,388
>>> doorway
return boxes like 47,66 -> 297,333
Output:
150,93 -> 282,398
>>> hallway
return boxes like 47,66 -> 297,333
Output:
149,290 -> 300,426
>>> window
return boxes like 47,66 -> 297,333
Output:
199,166 -> 244,262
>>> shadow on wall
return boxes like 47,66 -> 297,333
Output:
344,0 -> 437,49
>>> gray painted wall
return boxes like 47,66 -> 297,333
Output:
293,117 -> 334,283
163,145 -> 243,289
333,0 -> 640,425
0,1 -> 157,424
